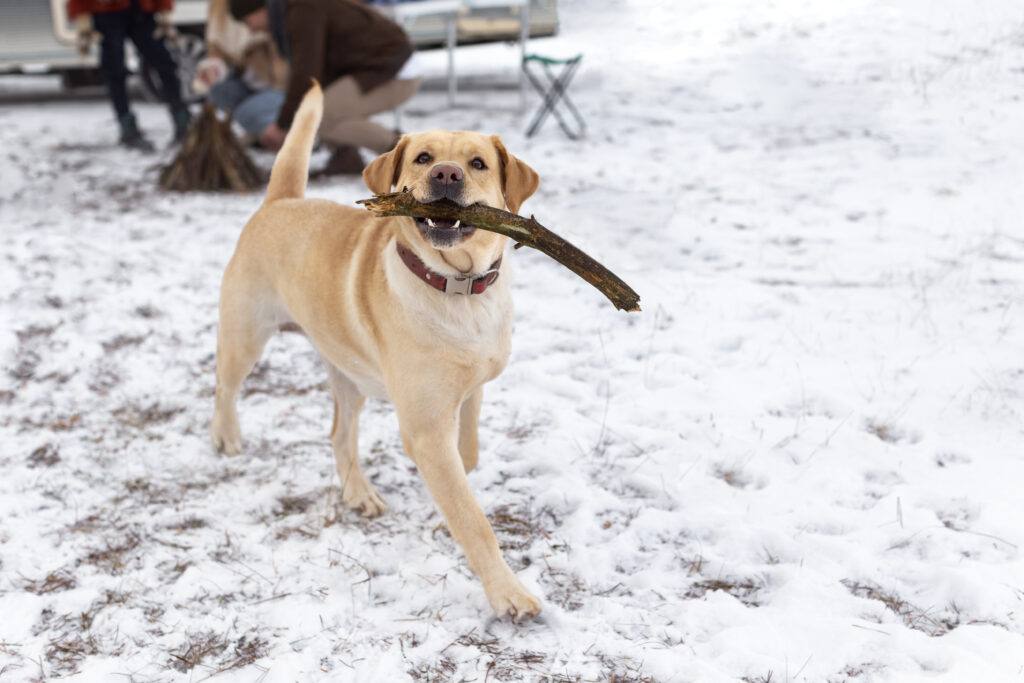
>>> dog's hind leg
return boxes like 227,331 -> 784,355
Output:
326,364 -> 386,518
458,387 -> 482,473
210,276 -> 276,455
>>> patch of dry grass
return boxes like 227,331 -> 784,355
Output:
218,635 -> 270,674
15,323 -> 59,343
407,654 -> 457,681
842,579 -> 958,636
112,401 -> 184,429
539,566 -> 587,611
426,630 -> 552,682
100,333 -> 148,353
274,492 -> 318,517
686,575 -> 764,607
826,662 -> 886,682
167,631 -> 269,676
168,631 -> 229,673
864,419 -> 918,445
489,504 -> 561,552
593,653 -> 659,683
80,531 -> 142,574
241,360 -> 328,398
165,515 -> 208,532
712,464 -> 753,489
21,569 -> 76,595
274,523 -> 321,541
46,632 -> 104,676
36,591 -> 131,676
26,443 -> 61,468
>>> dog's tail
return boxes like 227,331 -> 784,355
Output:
264,81 -> 323,203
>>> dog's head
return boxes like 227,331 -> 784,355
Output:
363,131 -> 539,261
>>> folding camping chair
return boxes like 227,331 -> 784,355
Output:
522,53 -> 586,139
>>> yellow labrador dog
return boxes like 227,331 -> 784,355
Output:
210,84 -> 541,620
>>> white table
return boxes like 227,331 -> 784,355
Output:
389,0 -> 460,106
390,0 -> 531,108
462,0 -> 530,107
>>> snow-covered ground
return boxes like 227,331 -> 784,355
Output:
2,0 -> 1024,680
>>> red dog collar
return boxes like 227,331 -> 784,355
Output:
396,242 -> 502,295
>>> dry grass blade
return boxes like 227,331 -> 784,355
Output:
159,104 -> 264,193
167,631 -> 229,673
21,570 -> 76,595
686,576 -> 764,606
357,190 -> 642,312
842,579 -> 959,636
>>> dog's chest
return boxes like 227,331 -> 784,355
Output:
347,365 -> 390,400
414,294 -> 513,384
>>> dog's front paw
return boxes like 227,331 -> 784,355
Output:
485,574 -> 542,622
343,482 -> 387,518
210,413 -> 242,455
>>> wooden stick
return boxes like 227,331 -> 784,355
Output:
357,190 -> 641,312
159,104 -> 264,193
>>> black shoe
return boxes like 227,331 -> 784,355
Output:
118,113 -> 155,153
171,106 -> 192,144
314,145 -> 365,177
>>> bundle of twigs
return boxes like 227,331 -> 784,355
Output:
159,104 -> 264,192
358,190 -> 641,312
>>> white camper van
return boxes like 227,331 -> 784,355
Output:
0,0 -> 558,102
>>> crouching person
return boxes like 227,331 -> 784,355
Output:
229,0 -> 421,176
69,0 -> 192,151
194,0 -> 288,145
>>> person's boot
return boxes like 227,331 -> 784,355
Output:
118,113 -> 155,153
171,106 -> 192,144
315,145 -> 365,177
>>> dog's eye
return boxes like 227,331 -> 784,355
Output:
470,157 -> 487,171
415,152 -> 432,164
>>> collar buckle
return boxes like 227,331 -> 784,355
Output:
444,267 -> 500,295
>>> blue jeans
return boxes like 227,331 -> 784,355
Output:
209,76 -> 284,137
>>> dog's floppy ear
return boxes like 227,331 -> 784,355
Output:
363,136 -> 409,195
491,135 -> 539,214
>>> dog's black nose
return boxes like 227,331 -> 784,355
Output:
430,163 -> 464,189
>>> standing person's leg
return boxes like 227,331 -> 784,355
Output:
93,10 -> 154,151
320,77 -> 421,153
125,5 -> 191,140
93,11 -> 130,119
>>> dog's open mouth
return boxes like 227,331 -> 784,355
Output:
415,217 -> 477,247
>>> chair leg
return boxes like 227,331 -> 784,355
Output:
523,58 -> 585,139
518,1 -> 531,111
523,63 -> 552,137
545,61 -> 585,139
447,14 -> 457,108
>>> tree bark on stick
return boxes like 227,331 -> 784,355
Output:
357,190 -> 641,312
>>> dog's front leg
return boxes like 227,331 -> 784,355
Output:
458,387 -> 482,473
396,401 -> 540,621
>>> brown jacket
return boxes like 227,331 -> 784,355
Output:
205,0 -> 288,91
274,0 -> 412,129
